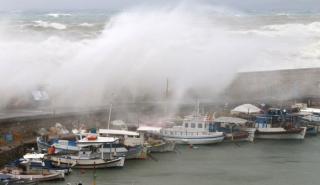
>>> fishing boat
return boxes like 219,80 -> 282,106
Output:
137,126 -> 176,153
22,153 -> 72,175
98,129 -> 148,159
48,136 -> 125,169
0,174 -> 38,185
161,105 -> 224,145
1,157 -> 64,182
255,127 -> 307,139
212,117 -> 255,142
36,135 -> 78,154
254,116 -> 307,139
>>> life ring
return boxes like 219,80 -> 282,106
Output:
87,135 -> 97,140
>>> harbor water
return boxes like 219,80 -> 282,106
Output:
42,137 -> 320,185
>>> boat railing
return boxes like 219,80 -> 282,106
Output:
162,129 -> 217,137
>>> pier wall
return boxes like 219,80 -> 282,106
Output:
225,68 -> 320,106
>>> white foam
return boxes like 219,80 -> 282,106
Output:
79,22 -> 94,27
46,13 -> 72,18
0,4 -> 320,107
33,20 -> 67,30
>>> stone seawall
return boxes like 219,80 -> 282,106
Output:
0,109 -> 109,167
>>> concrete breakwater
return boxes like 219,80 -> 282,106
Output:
0,107 -> 112,167
0,141 -> 36,167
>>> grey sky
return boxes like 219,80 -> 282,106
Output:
0,0 -> 319,12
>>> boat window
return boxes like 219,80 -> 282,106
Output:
185,123 -> 188,128
191,123 -> 196,128
198,123 -> 203,128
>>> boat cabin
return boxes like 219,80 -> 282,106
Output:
182,114 -> 211,131
77,136 -> 119,160
98,129 -> 144,146
212,117 -> 248,133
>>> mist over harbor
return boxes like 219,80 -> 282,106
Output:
0,2 -> 320,109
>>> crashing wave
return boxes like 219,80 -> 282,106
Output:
46,13 -> 72,18
79,22 -> 94,27
33,20 -> 67,30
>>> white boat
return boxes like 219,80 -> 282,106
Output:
255,127 -> 307,140
1,157 -> 64,182
254,115 -> 307,140
22,153 -> 72,175
161,110 -> 224,145
48,136 -> 125,169
36,136 -> 79,154
98,129 -> 148,159
1,172 -> 64,182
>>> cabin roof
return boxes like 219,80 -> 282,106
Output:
99,129 -> 139,136
214,117 -> 248,125
137,126 -> 162,133
301,108 -> 320,114
23,153 -> 45,159
77,136 -> 118,145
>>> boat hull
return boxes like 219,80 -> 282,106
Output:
126,145 -> 148,159
223,131 -> 251,142
149,141 -> 176,153
255,127 -> 306,140
163,135 -> 224,145
1,172 -> 64,182
49,156 -> 125,169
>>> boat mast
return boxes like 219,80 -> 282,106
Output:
108,103 -> 112,130
196,98 -> 200,117
164,78 -> 169,115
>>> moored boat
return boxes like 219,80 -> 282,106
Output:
36,136 -> 78,154
0,174 -> 38,185
212,117 -> 255,142
161,115 -> 224,145
1,158 -> 64,182
137,126 -> 176,153
98,129 -> 148,159
48,136 -> 125,169
255,127 -> 307,139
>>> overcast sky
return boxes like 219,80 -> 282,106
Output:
0,0 -> 319,12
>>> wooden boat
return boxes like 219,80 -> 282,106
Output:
36,136 -> 78,154
137,126 -> 176,153
22,153 -> 72,175
1,159 -> 64,182
48,136 -> 125,169
49,156 -> 124,169
98,129 -> 148,159
0,172 -> 63,182
224,131 -> 250,141
147,140 -> 176,153
212,117 -> 255,142
0,174 -> 38,185
255,127 -> 307,139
